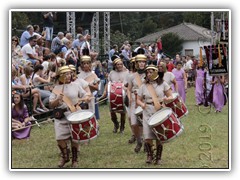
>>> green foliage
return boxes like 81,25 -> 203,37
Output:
12,12 -> 30,29
161,32 -> 184,57
158,12 -> 184,29
11,12 -> 30,36
183,12 -> 211,29
142,18 -> 158,36
110,30 -> 132,48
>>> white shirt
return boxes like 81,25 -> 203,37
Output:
186,59 -> 193,70
42,61 -> 49,72
80,41 -> 91,55
64,49 -> 76,59
21,43 -> 36,59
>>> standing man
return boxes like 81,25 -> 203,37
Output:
42,12 -> 56,49
121,44 -> 131,69
80,34 -> 91,56
185,55 -> 194,85
157,37 -> 163,64
108,45 -> 118,73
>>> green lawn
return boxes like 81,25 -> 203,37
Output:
11,87 -> 229,169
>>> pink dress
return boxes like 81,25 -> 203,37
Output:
195,69 -> 205,105
12,105 -> 31,139
172,68 -> 186,102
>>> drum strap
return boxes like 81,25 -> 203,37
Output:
85,73 -> 98,84
135,73 -> 142,89
134,73 -> 142,105
52,89 -> 77,113
146,84 -> 161,111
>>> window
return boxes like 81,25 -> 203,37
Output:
185,49 -> 193,56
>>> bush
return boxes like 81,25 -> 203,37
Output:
161,32 -> 184,58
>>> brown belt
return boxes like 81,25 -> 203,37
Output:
146,101 -> 163,105
53,107 -> 68,119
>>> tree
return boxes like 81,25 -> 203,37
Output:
110,30 -> 132,48
141,18 -> 158,36
161,32 -> 184,58
11,12 -> 30,36
183,12 -> 211,29
158,12 -> 184,30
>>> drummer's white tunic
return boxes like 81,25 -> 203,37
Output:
163,71 -> 175,87
77,69 -> 99,113
128,72 -> 145,125
138,81 -> 170,140
108,70 -> 129,84
49,82 -> 86,140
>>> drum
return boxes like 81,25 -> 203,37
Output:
134,106 -> 143,124
148,107 -> 184,143
108,82 -> 125,112
164,93 -> 188,119
67,110 -> 99,143
134,106 -> 143,116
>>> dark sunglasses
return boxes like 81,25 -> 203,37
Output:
12,39 -> 18,42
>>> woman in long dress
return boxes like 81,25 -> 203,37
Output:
158,62 -> 178,92
211,75 -> 227,112
172,61 -> 187,102
195,64 -> 205,105
12,93 -> 32,139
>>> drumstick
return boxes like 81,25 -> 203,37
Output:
62,77 -> 65,93
12,118 -> 53,132
95,97 -> 108,105
30,116 -> 41,128
78,96 -> 95,103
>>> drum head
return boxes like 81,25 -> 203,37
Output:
67,110 -> 94,123
172,93 -> 178,99
148,108 -> 172,126
135,106 -> 143,115
165,93 -> 178,104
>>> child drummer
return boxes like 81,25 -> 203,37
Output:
137,64 -> 173,165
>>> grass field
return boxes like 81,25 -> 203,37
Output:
11,87 -> 229,169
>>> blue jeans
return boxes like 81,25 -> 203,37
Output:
44,27 -> 53,41
27,58 -> 38,65
39,89 -> 51,106
123,60 -> 130,69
